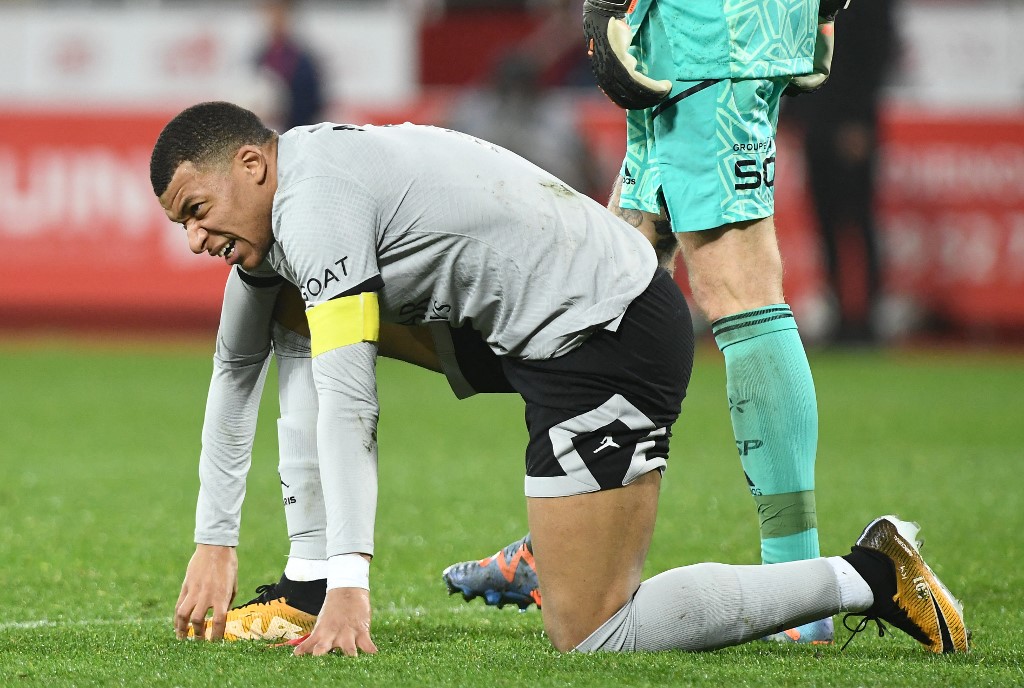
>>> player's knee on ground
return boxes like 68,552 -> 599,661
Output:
572,562 -> 747,652
528,473 -> 663,652
574,559 -> 842,652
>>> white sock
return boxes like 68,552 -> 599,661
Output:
825,556 -> 874,611
576,559 -> 844,652
274,324 -> 327,562
284,557 -> 328,582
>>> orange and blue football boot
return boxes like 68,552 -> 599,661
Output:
442,533 -> 542,611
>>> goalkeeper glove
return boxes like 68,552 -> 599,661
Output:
583,0 -> 672,110
785,0 -> 852,96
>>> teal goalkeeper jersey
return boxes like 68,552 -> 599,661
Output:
627,0 -> 816,80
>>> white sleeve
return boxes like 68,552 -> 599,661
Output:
273,173 -> 381,579
311,341 -> 379,581
193,266 -> 283,546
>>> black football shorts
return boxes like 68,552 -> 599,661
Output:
501,269 -> 694,497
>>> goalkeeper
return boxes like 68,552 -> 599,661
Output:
583,0 -> 847,643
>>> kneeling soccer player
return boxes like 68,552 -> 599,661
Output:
153,102 -> 967,655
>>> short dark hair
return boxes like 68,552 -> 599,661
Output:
150,101 -> 275,197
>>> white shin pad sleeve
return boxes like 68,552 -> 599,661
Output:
575,559 -> 843,652
274,324 -> 327,561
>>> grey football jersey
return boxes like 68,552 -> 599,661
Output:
267,122 -> 657,360
263,123 -> 659,577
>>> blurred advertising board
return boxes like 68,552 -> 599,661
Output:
764,111 -> 1024,338
3,103 -> 1022,334
0,109 -> 229,331
0,4 -> 416,113
1,1 -> 1022,336
876,111 -> 1024,330
0,3 -> 416,332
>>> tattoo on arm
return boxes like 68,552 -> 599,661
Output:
611,205 -> 645,228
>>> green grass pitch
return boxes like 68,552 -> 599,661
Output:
1,338 -> 1022,687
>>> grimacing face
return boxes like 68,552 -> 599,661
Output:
158,145 -> 276,272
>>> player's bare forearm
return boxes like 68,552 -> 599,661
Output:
174,544 -> 238,641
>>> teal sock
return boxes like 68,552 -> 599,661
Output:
713,305 -> 820,564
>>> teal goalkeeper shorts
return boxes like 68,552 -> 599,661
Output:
618,2 -> 791,232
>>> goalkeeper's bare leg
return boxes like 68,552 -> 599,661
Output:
607,177 -> 679,272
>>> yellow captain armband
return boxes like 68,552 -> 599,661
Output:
306,292 -> 380,357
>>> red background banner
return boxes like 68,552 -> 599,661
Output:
2,106 -> 1023,335
0,110 -> 233,331
876,112 -> 1024,329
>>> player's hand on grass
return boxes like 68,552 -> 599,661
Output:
174,544 -> 238,641
292,587 -> 377,657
